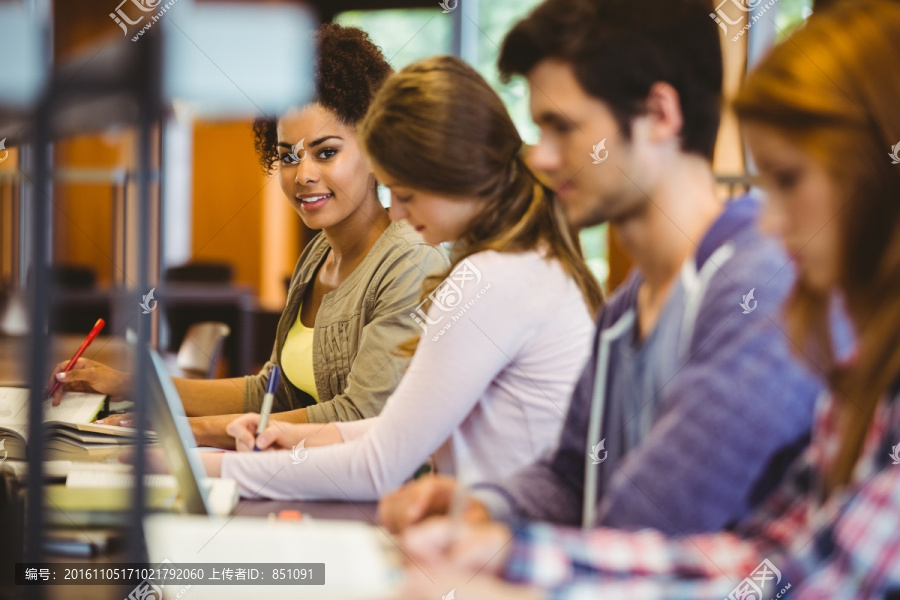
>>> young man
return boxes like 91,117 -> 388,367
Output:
392,2 -> 900,599
380,0 -> 822,540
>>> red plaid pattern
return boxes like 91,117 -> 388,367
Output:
504,389 -> 900,599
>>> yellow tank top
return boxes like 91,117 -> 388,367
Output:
281,307 -> 319,402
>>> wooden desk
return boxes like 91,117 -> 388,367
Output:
0,334 -> 131,386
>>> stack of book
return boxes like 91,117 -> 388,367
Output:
0,387 -> 156,461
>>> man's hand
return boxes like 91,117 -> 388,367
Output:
402,517 -> 515,577
378,475 -> 491,533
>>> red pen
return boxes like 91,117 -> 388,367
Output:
48,318 -> 106,400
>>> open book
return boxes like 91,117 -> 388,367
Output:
0,387 -> 155,461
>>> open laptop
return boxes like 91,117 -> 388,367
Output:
145,347 -> 236,515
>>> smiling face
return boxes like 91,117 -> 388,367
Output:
745,122 -> 842,292
276,104 -> 376,230
370,165 -> 484,246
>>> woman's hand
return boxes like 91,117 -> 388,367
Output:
225,413 -> 308,452
94,413 -> 135,427
47,357 -> 131,405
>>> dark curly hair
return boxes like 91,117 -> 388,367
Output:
252,23 -> 393,173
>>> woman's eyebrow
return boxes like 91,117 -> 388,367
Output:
276,135 -> 342,150
308,135 -> 341,147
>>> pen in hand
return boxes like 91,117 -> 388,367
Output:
254,365 -> 281,451
48,318 -> 105,403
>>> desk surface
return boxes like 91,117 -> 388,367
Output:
0,334 -> 131,386
27,500 -> 381,600
236,498 -> 379,522
2,335 -> 385,599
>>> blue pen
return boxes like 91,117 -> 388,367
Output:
254,366 -> 281,451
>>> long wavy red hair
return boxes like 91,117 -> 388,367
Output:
735,0 -> 900,493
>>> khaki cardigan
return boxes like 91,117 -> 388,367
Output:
244,220 -> 449,423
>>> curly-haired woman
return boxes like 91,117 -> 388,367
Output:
49,24 -> 449,447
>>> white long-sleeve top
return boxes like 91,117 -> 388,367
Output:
220,248 -> 595,500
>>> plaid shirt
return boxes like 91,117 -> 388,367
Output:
504,387 -> 900,600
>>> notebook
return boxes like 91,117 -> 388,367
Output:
0,387 -> 149,460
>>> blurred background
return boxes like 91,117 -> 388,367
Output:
0,0 -> 819,380
0,2 -> 839,597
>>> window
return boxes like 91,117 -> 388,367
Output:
775,0 -> 814,42
335,9 -> 451,69
336,9 -> 452,209
469,0 -> 608,286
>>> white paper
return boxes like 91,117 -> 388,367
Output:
0,387 -> 105,426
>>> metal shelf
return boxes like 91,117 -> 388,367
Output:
3,22 -> 163,591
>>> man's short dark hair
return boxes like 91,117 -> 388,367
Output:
499,0 -> 723,161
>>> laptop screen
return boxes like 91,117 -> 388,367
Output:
146,347 -> 209,515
